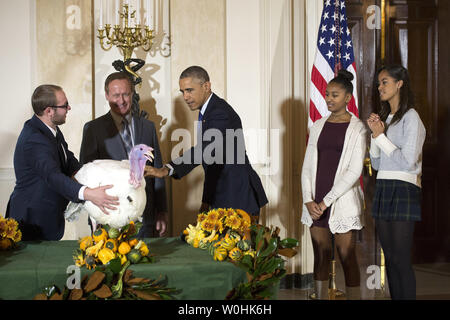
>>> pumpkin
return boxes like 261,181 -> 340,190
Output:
208,241 -> 218,256
237,239 -> 251,251
85,240 -> 104,257
127,249 -> 142,264
227,231 -> 241,242
107,227 -> 120,239
198,239 -> 209,250
118,253 -> 127,265
98,247 -> 116,265
229,247 -> 243,261
79,236 -> 93,251
105,239 -> 118,252
135,240 -> 149,256
213,247 -> 228,261
128,238 -> 139,248
221,237 -> 237,251
118,241 -> 131,255
93,228 -> 108,244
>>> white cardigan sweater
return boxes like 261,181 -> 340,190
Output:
301,114 -> 367,234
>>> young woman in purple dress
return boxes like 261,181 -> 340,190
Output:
301,70 -> 367,299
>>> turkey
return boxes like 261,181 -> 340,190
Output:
64,144 -> 154,229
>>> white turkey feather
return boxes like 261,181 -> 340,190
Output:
65,159 -> 147,229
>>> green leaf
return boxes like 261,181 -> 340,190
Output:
280,238 -> 299,249
259,237 -> 277,258
254,226 -> 265,251
238,254 -> 253,271
106,257 -> 122,274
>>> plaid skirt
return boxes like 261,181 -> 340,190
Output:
372,179 -> 422,221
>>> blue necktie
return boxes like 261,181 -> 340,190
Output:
197,112 -> 203,141
121,118 -> 133,157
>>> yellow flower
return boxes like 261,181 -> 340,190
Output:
13,229 -> 22,243
236,209 -> 252,226
214,219 -> 224,234
6,218 -> 18,230
225,214 -> 241,230
224,209 -> 236,219
201,220 -> 216,233
206,210 -> 220,223
197,213 -> 207,224
217,209 -> 227,219
0,218 -> 8,237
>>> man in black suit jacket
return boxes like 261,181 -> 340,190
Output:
80,72 -> 168,237
6,85 -> 119,241
146,66 -> 268,217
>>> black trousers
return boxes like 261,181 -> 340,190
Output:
375,219 -> 416,300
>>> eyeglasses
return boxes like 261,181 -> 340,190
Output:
50,102 -> 70,109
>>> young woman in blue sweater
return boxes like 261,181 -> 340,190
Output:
367,65 -> 426,300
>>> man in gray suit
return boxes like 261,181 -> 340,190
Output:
80,72 -> 168,237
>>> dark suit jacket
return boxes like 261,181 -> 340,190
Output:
6,115 -> 83,240
79,111 -> 167,236
170,93 -> 268,215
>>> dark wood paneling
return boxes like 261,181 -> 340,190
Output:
385,0 -> 450,263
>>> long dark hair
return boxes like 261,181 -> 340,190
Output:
377,64 -> 415,125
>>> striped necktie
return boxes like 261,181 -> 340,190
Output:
121,118 -> 133,157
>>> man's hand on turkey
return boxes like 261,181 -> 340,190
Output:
144,166 -> 169,178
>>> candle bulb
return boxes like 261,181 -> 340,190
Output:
127,0 -> 131,26
99,0 -> 103,29
106,0 -> 109,25
136,0 -> 140,25
147,0 -> 153,27
115,0 -> 119,25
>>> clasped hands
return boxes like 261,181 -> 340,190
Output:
305,201 -> 328,220
367,113 -> 385,138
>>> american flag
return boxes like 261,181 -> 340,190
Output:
309,0 -> 359,128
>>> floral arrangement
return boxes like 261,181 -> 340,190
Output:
73,221 -> 153,270
0,216 -> 22,250
182,208 -> 299,299
182,208 -> 254,262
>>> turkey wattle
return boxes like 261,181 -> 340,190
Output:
64,144 -> 154,229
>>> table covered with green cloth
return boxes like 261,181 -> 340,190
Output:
0,237 -> 248,300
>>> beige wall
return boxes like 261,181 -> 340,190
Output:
169,0 -> 227,236
0,0 -> 323,277
0,0 -> 35,215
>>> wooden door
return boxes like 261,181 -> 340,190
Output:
346,0 -> 450,264
384,0 -> 450,263
346,0 -> 381,267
